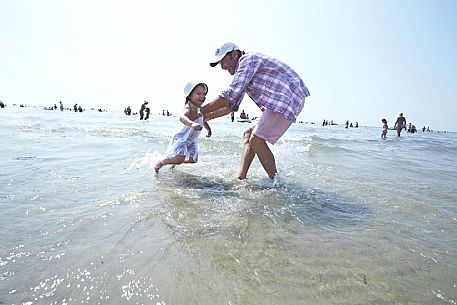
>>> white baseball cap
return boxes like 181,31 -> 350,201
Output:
209,42 -> 240,67
184,81 -> 208,98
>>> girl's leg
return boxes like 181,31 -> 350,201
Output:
166,157 -> 196,171
181,157 -> 196,164
154,155 -> 186,173
237,128 -> 256,179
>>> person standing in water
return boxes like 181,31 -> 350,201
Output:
394,112 -> 407,137
139,101 -> 148,120
381,119 -> 388,139
201,42 -> 310,181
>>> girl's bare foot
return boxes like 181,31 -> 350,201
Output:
154,161 -> 163,174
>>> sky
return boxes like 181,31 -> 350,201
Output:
1,0 -> 456,131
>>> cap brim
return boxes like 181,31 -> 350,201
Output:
209,61 -> 219,67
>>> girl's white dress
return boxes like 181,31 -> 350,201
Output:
163,115 -> 204,162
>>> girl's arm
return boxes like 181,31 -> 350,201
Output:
204,122 -> 212,138
180,104 -> 202,130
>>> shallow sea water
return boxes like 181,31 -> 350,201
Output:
1,106 -> 456,304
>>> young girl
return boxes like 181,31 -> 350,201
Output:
381,118 -> 388,139
154,81 -> 212,173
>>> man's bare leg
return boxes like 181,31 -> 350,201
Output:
237,129 -> 256,180
249,135 -> 277,179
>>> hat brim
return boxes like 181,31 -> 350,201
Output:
185,82 -> 208,98
209,43 -> 239,67
209,53 -> 226,67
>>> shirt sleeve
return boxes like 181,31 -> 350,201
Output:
220,54 -> 262,112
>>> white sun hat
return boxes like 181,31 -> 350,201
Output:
184,81 -> 208,99
209,42 -> 240,67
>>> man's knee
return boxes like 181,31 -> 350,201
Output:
243,128 -> 253,144
249,134 -> 265,147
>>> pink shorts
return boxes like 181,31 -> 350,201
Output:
252,109 -> 293,144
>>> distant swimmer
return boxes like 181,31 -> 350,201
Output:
394,112 -> 406,137
381,119 -> 388,139
139,101 -> 148,120
144,107 -> 150,120
239,110 -> 247,119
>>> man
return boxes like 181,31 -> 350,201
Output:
201,42 -> 310,180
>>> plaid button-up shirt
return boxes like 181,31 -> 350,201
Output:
221,52 -> 310,122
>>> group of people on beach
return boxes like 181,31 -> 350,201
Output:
73,103 -> 84,112
345,120 -> 359,128
154,42 -> 310,182
381,113 -> 408,139
124,103 -> 173,120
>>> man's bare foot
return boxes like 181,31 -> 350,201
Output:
154,161 -> 163,174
